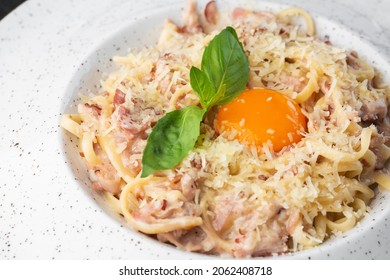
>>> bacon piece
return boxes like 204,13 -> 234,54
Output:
116,104 -> 156,136
285,208 -> 300,235
359,99 -> 388,122
84,103 -> 102,117
205,1 -> 218,25
346,51 -> 360,70
369,133 -> 389,169
161,199 -> 168,211
213,201 -> 234,232
231,7 -> 249,20
114,89 -> 126,106
182,0 -> 202,33
280,74 -> 305,92
168,173 -> 198,202
320,80 -> 331,94
89,145 -> 121,195
180,173 -> 198,201
120,139 -> 146,175
251,224 -> 289,257
78,103 -> 102,130
91,175 -> 121,194
232,7 -> 275,21
323,35 -> 332,45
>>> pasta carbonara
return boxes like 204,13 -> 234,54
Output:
61,1 -> 390,257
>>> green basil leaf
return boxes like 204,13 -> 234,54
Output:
201,26 -> 249,105
141,27 -> 250,176
141,105 -> 205,177
190,66 -> 215,108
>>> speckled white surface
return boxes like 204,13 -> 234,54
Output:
1,0 -> 390,260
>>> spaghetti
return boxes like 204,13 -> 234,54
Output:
61,1 -> 390,257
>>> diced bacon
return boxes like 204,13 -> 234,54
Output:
323,35 -> 332,45
132,209 -> 152,223
168,173 -> 198,202
179,173 -> 197,201
231,7 -> 275,21
369,133 -> 388,169
78,103 -> 102,132
115,104 -> 157,136
251,223 -> 289,257
157,227 -> 208,252
182,0 -> 202,33
91,177 -> 120,195
84,103 -> 102,116
346,52 -> 360,70
205,1 -> 218,25
320,80 -> 331,94
88,145 -> 121,195
377,117 -> 390,141
286,208 -> 300,235
213,201 -> 234,232
161,199 -> 168,211
370,133 -> 385,149
114,89 -> 126,106
350,50 -> 358,58
280,74 -> 305,92
121,139 -> 147,175
359,99 -> 388,122
155,56 -> 175,94
231,8 -> 250,20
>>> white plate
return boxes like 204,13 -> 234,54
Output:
1,0 -> 390,259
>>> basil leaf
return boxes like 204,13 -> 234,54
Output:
141,106 -> 205,177
190,66 -> 215,108
201,26 -> 249,105
140,26 -> 250,176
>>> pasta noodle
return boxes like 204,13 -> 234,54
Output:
277,7 -> 316,36
61,1 -> 390,257
119,177 -> 203,234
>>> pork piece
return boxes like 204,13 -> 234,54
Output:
212,198 -> 234,232
280,74 -> 305,92
181,0 -> 202,33
158,227 -> 209,252
179,173 -> 198,201
359,99 -> 388,122
131,182 -> 201,224
320,80 -> 331,94
285,208 -> 300,235
212,190 -> 293,257
111,97 -> 160,174
241,208 -> 300,257
78,102 -> 102,126
89,144 -> 121,195
231,7 -> 275,21
114,98 -> 159,139
232,204 -> 292,257
346,51 -> 361,70
84,103 -> 101,116
378,116 -> 390,139
154,54 -> 175,94
205,1 -> 218,25
121,138 -> 146,175
113,89 -> 126,107
369,133 -> 389,169
371,133 -> 385,147
168,172 -> 199,202
251,219 -> 289,257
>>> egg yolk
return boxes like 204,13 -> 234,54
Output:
215,89 -> 307,151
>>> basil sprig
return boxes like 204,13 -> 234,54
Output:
141,27 -> 249,177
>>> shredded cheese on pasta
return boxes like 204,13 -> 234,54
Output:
61,2 -> 390,257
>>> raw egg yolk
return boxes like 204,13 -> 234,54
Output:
215,89 -> 307,151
